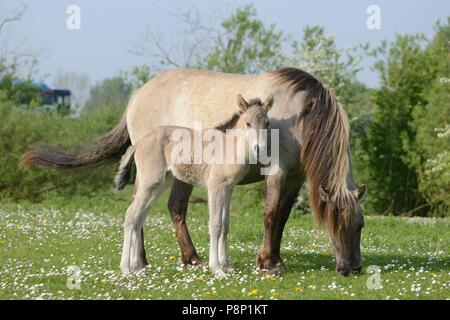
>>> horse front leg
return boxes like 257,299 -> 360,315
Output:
256,169 -> 287,274
167,178 -> 201,265
271,175 -> 304,264
218,187 -> 233,273
207,184 -> 226,277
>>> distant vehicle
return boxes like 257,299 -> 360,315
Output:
37,82 -> 72,112
1,79 -> 72,112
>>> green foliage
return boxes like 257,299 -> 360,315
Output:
0,75 -> 42,107
289,25 -> 369,106
203,5 -> 285,74
364,19 -> 450,216
0,92 -> 123,201
119,65 -> 153,90
83,76 -> 132,112
410,20 -> 450,215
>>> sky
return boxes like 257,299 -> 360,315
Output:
1,0 -> 449,90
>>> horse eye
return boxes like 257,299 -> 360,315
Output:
246,122 -> 251,127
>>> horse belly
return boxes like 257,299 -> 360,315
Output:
170,164 -> 209,188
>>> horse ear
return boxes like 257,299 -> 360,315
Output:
263,94 -> 274,112
319,185 -> 330,202
355,184 -> 367,201
237,94 -> 249,113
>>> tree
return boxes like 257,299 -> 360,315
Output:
83,76 -> 131,112
363,19 -> 450,215
410,20 -> 450,215
131,5 -> 285,74
203,5 -> 284,74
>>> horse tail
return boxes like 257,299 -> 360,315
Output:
21,111 -> 131,169
114,145 -> 136,190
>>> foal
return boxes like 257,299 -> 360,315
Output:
115,94 -> 274,276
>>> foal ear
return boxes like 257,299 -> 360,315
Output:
237,94 -> 250,113
354,184 -> 367,201
319,185 -> 330,202
263,94 -> 274,112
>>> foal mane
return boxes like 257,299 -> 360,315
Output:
272,67 -> 353,234
214,98 -> 263,132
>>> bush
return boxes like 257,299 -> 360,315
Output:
0,92 -> 124,202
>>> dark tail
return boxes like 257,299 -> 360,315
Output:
114,146 -> 136,190
21,113 -> 131,169
114,145 -> 136,190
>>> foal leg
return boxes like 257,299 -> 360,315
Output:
218,187 -> 233,273
120,179 -> 164,274
131,177 -> 149,267
167,178 -> 201,265
133,174 -> 172,268
207,184 -> 226,277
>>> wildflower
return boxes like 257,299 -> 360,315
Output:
249,289 -> 258,296
271,289 -> 280,297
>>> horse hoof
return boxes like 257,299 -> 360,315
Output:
210,265 -> 227,278
221,264 -> 234,274
256,254 -> 286,275
182,254 -> 203,266
120,265 -> 131,276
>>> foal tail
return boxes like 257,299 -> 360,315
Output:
21,112 -> 131,169
114,145 -> 136,190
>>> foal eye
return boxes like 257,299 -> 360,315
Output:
246,122 -> 251,128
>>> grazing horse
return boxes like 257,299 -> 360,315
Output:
22,67 -> 366,276
115,95 -> 273,276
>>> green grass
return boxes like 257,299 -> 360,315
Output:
0,184 -> 449,300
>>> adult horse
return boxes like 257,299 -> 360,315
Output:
22,67 -> 366,276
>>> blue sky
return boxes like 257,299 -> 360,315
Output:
1,0 -> 449,88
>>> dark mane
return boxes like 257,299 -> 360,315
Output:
214,113 -> 241,132
214,98 -> 263,132
272,67 -> 352,234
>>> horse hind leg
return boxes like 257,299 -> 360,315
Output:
167,178 -> 202,265
207,184 -> 227,278
120,178 -> 165,274
130,177 -> 149,268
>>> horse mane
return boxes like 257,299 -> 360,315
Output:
272,67 -> 353,234
214,98 -> 263,132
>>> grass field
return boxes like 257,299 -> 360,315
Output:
0,184 -> 449,300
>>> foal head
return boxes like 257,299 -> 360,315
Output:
235,94 -> 274,160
